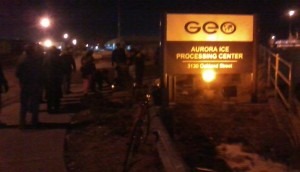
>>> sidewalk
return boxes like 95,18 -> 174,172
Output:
0,81 -> 82,172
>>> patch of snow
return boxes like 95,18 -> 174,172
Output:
217,144 -> 290,172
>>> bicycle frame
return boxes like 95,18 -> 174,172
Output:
123,93 -> 151,172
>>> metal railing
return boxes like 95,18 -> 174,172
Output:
259,46 -> 293,111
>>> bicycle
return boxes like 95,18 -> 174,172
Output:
123,91 -> 152,172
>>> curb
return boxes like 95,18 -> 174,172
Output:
150,106 -> 189,172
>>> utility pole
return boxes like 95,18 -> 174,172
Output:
117,0 -> 121,40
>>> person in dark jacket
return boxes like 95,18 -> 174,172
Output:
128,47 -> 145,87
80,50 -> 96,95
111,43 -> 130,88
43,46 -> 64,113
61,47 -> 76,94
135,49 -> 145,86
0,62 -> 8,125
16,44 -> 43,128
111,43 -> 127,66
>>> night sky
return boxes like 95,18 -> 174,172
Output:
0,0 -> 299,44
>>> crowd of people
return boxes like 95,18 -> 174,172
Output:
79,42 -> 146,93
0,42 -> 147,128
112,43 -> 146,89
15,43 -> 76,128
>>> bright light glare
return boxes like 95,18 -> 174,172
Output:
43,39 -> 53,48
207,35 -> 217,41
202,69 -> 216,83
40,17 -> 50,28
289,10 -> 295,17
63,33 -> 69,39
72,39 -> 77,45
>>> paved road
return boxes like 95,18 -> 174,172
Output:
0,55 -> 83,172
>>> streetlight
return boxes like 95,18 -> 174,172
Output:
63,33 -> 69,39
62,33 -> 70,49
40,17 -> 51,28
117,0 -> 121,39
288,10 -> 295,39
72,39 -> 77,45
269,34 -> 276,48
43,39 -> 53,48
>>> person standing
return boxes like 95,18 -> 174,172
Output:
134,48 -> 145,86
43,46 -> 64,113
128,47 -> 145,87
111,43 -> 130,88
16,44 -> 43,128
0,62 -> 8,126
128,48 -> 136,81
80,50 -> 96,95
61,47 -> 76,94
112,43 -> 127,66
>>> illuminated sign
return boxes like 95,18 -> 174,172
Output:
184,21 -> 236,35
166,14 -> 253,42
164,13 -> 255,74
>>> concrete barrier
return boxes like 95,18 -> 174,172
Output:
150,106 -> 189,172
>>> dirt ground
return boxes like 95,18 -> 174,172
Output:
169,101 -> 299,171
64,90 -> 300,172
64,93 -> 163,172
64,61 -> 163,172
168,74 -> 300,172
64,64 -> 300,172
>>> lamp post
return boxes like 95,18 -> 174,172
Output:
62,33 -> 69,49
269,34 -> 276,48
288,10 -> 295,39
117,0 -> 121,39
39,17 -> 52,45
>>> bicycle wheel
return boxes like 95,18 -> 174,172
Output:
123,120 -> 144,172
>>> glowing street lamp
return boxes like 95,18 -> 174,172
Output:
40,17 -> 51,28
63,33 -> 69,39
288,10 -> 295,39
72,39 -> 77,45
43,39 -> 53,48
289,10 -> 295,17
269,34 -> 276,48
